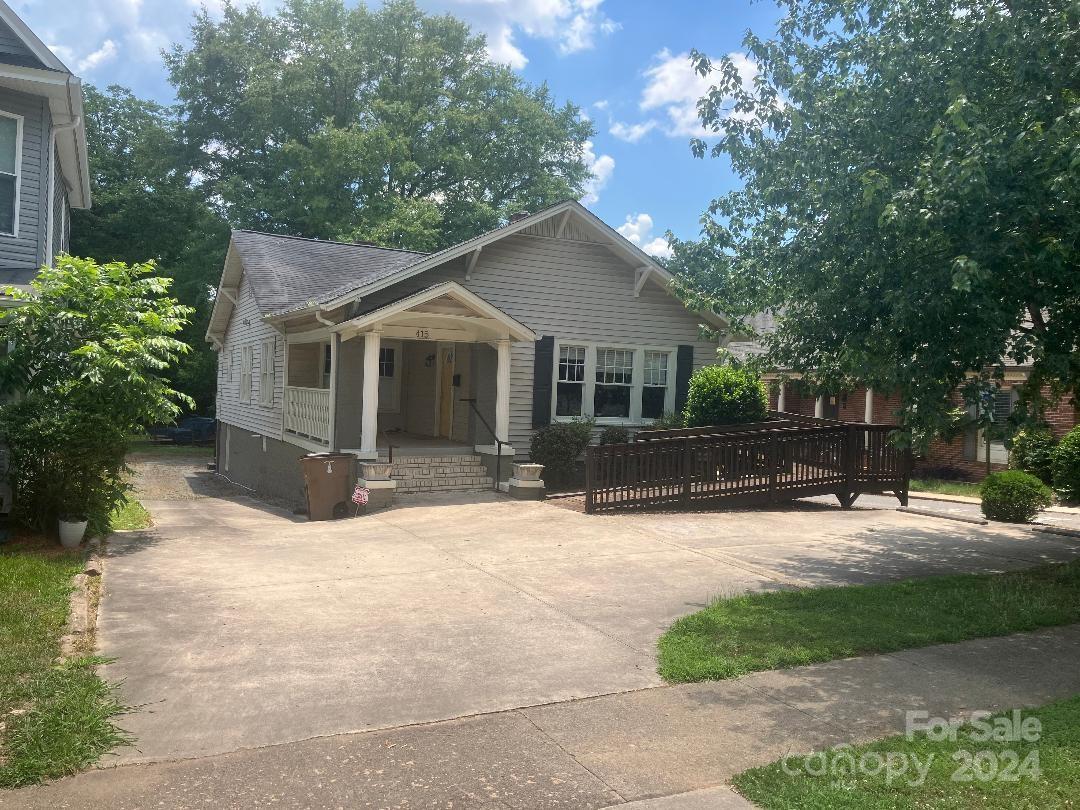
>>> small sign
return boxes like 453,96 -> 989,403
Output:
351,484 -> 370,507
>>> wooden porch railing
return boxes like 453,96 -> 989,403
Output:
584,414 -> 910,514
284,385 -> 331,444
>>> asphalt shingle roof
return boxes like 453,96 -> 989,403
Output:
229,230 -> 428,316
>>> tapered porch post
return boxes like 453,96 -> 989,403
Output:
863,387 -> 874,423
496,338 -> 511,444
360,329 -> 381,458
814,395 -> 824,419
777,381 -> 786,413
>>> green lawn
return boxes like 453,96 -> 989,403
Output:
657,561 -> 1080,683
109,499 -> 152,531
735,695 -> 1080,809
0,540 -> 128,787
909,478 -> 983,498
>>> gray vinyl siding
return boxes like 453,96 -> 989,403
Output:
353,233 -> 717,454
0,19 -> 43,68
216,273 -> 284,438
0,87 -> 48,270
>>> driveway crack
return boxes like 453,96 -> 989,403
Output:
514,709 -> 627,804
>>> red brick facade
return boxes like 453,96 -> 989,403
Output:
768,381 -> 1078,481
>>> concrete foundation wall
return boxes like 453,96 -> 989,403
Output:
220,421 -> 309,510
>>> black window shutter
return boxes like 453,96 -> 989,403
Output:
674,345 -> 694,414
532,336 -> 555,427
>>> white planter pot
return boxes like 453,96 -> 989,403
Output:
58,519 -> 88,549
361,462 -> 393,481
513,463 -> 544,481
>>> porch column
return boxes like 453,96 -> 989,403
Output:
360,329 -> 381,458
777,381 -> 786,413
864,387 -> 874,423
328,333 -> 340,451
496,338 -> 511,444
814,395 -> 824,418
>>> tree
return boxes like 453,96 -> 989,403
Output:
70,85 -> 230,412
0,257 -> 193,535
164,0 -> 594,251
673,0 -> 1080,443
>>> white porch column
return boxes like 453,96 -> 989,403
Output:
327,332 -> 339,450
495,339 -> 511,445
360,329 -> 381,459
777,381 -> 786,413
814,395 -> 824,418
864,387 -> 874,423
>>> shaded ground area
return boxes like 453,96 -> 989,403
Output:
11,626 -> 1080,808
126,449 -> 244,501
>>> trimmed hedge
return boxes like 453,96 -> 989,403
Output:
980,470 -> 1052,523
683,365 -> 769,427
1008,427 -> 1057,485
529,419 -> 594,487
598,426 -> 631,445
1051,426 -> 1080,503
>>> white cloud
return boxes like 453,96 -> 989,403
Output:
640,48 -> 759,137
580,140 -> 614,206
422,0 -> 619,68
609,119 -> 657,143
77,39 -> 118,71
616,212 -> 672,258
592,99 -> 609,110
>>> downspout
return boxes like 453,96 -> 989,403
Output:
44,83 -> 81,268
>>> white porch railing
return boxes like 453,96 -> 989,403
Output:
284,386 -> 330,444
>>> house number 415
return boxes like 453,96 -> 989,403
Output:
415,328 -> 430,339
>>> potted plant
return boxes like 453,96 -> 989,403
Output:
57,473 -> 90,548
58,510 -> 89,548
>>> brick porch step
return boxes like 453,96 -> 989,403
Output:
390,455 -> 495,495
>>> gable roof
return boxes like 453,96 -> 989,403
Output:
206,201 -> 728,345
0,2 -> 90,209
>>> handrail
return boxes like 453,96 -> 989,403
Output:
459,398 -> 504,491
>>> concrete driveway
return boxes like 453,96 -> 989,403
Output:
100,489 -> 1080,765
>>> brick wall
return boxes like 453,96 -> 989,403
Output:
769,381 -> 1078,481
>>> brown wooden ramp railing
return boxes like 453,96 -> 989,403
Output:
584,411 -> 911,514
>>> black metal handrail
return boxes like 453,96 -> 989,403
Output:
459,398 -> 505,490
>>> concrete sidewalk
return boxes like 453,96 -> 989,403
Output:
9,624 -> 1080,809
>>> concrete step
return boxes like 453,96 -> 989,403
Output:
395,476 -> 494,489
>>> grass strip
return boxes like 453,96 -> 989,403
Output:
0,542 -> 129,787
658,561 -> 1080,683
109,500 -> 152,531
909,478 -> 983,498
734,695 -> 1080,809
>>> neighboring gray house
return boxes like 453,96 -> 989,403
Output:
207,200 -> 726,506
0,0 -> 90,299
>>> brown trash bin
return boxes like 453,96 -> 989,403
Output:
300,453 -> 355,520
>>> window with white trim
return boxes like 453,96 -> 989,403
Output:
259,338 -> 275,406
378,341 -> 402,413
0,112 -> 21,237
551,342 -> 677,424
594,348 -> 634,418
556,344 -> 586,417
228,348 -> 235,383
321,343 -> 332,389
641,351 -> 669,419
240,345 -> 253,403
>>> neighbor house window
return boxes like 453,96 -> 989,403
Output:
556,344 -> 586,416
641,351 -> 669,419
259,338 -> 275,406
594,348 -> 634,418
240,345 -> 253,403
0,112 -> 22,237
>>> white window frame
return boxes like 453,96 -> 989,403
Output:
228,347 -> 236,383
550,340 -> 677,426
259,338 -> 276,406
0,110 -> 23,238
377,338 -> 402,413
641,350 -> 671,420
240,344 -> 253,404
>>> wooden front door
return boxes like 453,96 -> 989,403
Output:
438,347 -> 455,438
823,393 -> 841,420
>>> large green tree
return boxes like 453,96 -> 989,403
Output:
673,0 -> 1079,441
165,0 -> 594,251
70,85 -> 229,412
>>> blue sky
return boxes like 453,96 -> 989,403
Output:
17,0 -> 780,254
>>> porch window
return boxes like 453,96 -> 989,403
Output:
594,348 -> 633,418
259,338 -> 275,406
321,344 -> 332,388
379,347 -> 395,377
556,344 -> 586,416
641,351 -> 669,419
239,345 -> 253,403
0,112 -> 20,236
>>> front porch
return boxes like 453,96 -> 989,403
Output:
279,282 -> 534,467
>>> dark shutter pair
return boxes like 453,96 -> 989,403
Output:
531,338 -> 695,427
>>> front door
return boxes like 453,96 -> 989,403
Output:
823,393 -> 841,420
438,347 -> 455,438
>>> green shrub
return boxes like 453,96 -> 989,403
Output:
683,365 -> 769,428
652,411 -> 685,429
980,471 -> 1052,523
1008,427 -> 1057,485
598,426 -> 630,445
1051,426 -> 1080,503
529,419 -> 594,487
